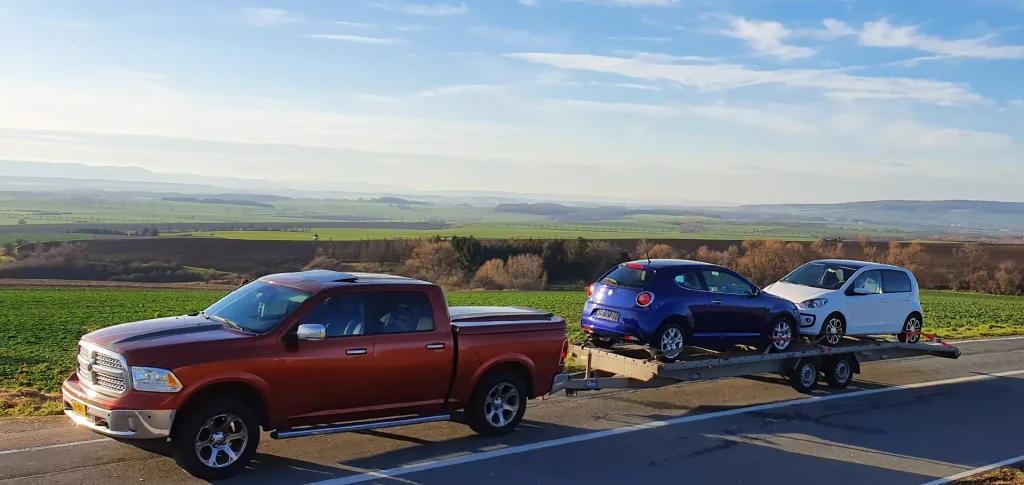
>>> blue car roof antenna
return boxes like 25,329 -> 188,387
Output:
644,241 -> 652,264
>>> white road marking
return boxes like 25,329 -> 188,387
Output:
310,368 -> 1024,485
947,336 -> 1024,344
919,453 -> 1024,485
0,438 -> 109,456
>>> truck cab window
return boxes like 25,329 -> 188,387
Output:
369,291 -> 435,334
300,293 -> 366,338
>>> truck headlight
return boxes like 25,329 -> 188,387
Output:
799,298 -> 829,309
131,367 -> 183,393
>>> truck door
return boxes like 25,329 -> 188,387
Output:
276,291 -> 377,423
367,289 -> 454,415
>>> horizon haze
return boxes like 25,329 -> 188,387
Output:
0,0 -> 1021,204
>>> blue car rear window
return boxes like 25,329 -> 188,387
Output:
600,265 -> 650,289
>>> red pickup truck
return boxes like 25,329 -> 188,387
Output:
62,270 -> 569,480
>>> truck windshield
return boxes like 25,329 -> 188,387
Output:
203,281 -> 311,333
782,262 -> 862,290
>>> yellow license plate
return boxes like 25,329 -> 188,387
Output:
71,401 -> 87,417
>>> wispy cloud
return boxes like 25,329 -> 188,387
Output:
613,50 -> 719,63
718,16 -> 816,60
606,35 -> 673,42
838,19 -> 1024,59
308,34 -> 405,45
415,84 -> 506,98
373,3 -> 469,16
507,52 -> 982,105
395,25 -> 431,32
544,99 -> 680,116
519,0 -> 540,6
335,21 -> 378,28
589,81 -> 661,91
238,8 -> 304,27
567,0 -> 681,6
469,26 -> 569,47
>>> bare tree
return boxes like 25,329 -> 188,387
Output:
506,254 -> 547,290
993,261 -> 1023,296
472,259 -> 511,290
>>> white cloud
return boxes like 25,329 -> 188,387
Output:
373,3 -> 469,16
720,16 -> 816,60
308,34 -> 405,45
238,8 -> 304,27
856,19 -> 1024,59
335,21 -> 378,28
1010,99 -> 1024,108
507,52 -> 982,105
519,0 -> 540,6
613,50 -> 719,63
414,84 -> 506,98
589,81 -> 661,91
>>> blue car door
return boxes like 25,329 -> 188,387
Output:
698,270 -> 762,340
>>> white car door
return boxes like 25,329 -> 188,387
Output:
880,269 -> 915,333
844,270 -> 886,334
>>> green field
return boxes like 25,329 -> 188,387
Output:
2,287 -> 1023,409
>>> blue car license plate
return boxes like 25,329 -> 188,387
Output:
594,309 -> 620,321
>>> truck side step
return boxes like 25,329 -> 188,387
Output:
270,414 -> 451,440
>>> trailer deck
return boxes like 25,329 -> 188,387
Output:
558,336 -> 961,395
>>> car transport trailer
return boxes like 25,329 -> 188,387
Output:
553,335 -> 961,395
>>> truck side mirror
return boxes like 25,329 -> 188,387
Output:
297,324 -> 326,341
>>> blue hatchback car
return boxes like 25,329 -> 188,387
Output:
581,259 -> 801,360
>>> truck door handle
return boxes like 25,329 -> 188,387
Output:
710,300 -> 724,305
426,343 -> 445,350
346,349 -> 368,355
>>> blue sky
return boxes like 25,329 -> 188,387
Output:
0,0 -> 1021,204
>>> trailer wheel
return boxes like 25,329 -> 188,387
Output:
824,356 -> 853,389
466,371 -> 527,437
171,397 -> 259,481
789,360 -> 819,394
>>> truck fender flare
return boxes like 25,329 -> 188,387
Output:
468,354 -> 536,396
179,373 -> 273,416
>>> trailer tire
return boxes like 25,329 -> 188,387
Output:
789,360 -> 819,394
824,356 -> 853,389
171,397 -> 259,481
466,371 -> 528,437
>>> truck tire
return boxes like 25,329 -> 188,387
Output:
789,360 -> 819,394
171,397 -> 260,481
824,356 -> 853,389
466,371 -> 528,437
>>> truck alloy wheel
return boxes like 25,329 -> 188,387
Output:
467,372 -> 527,437
172,398 -> 260,481
195,413 -> 249,468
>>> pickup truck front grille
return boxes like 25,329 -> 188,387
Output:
77,343 -> 129,397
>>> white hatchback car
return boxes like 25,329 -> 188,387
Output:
763,259 -> 924,345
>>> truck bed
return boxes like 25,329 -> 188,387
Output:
449,306 -> 563,335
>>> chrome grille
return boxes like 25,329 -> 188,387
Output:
76,343 -> 129,396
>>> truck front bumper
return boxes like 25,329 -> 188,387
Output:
549,373 -> 570,396
62,382 -> 175,440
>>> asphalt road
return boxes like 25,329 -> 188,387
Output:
3,337 -> 1024,485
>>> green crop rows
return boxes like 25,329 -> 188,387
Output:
2,288 -> 1022,397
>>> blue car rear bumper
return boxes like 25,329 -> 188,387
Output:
581,305 -> 646,342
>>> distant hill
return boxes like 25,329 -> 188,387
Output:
495,202 -> 719,221
161,197 -> 274,208
735,200 -> 1024,231
365,197 -> 428,206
